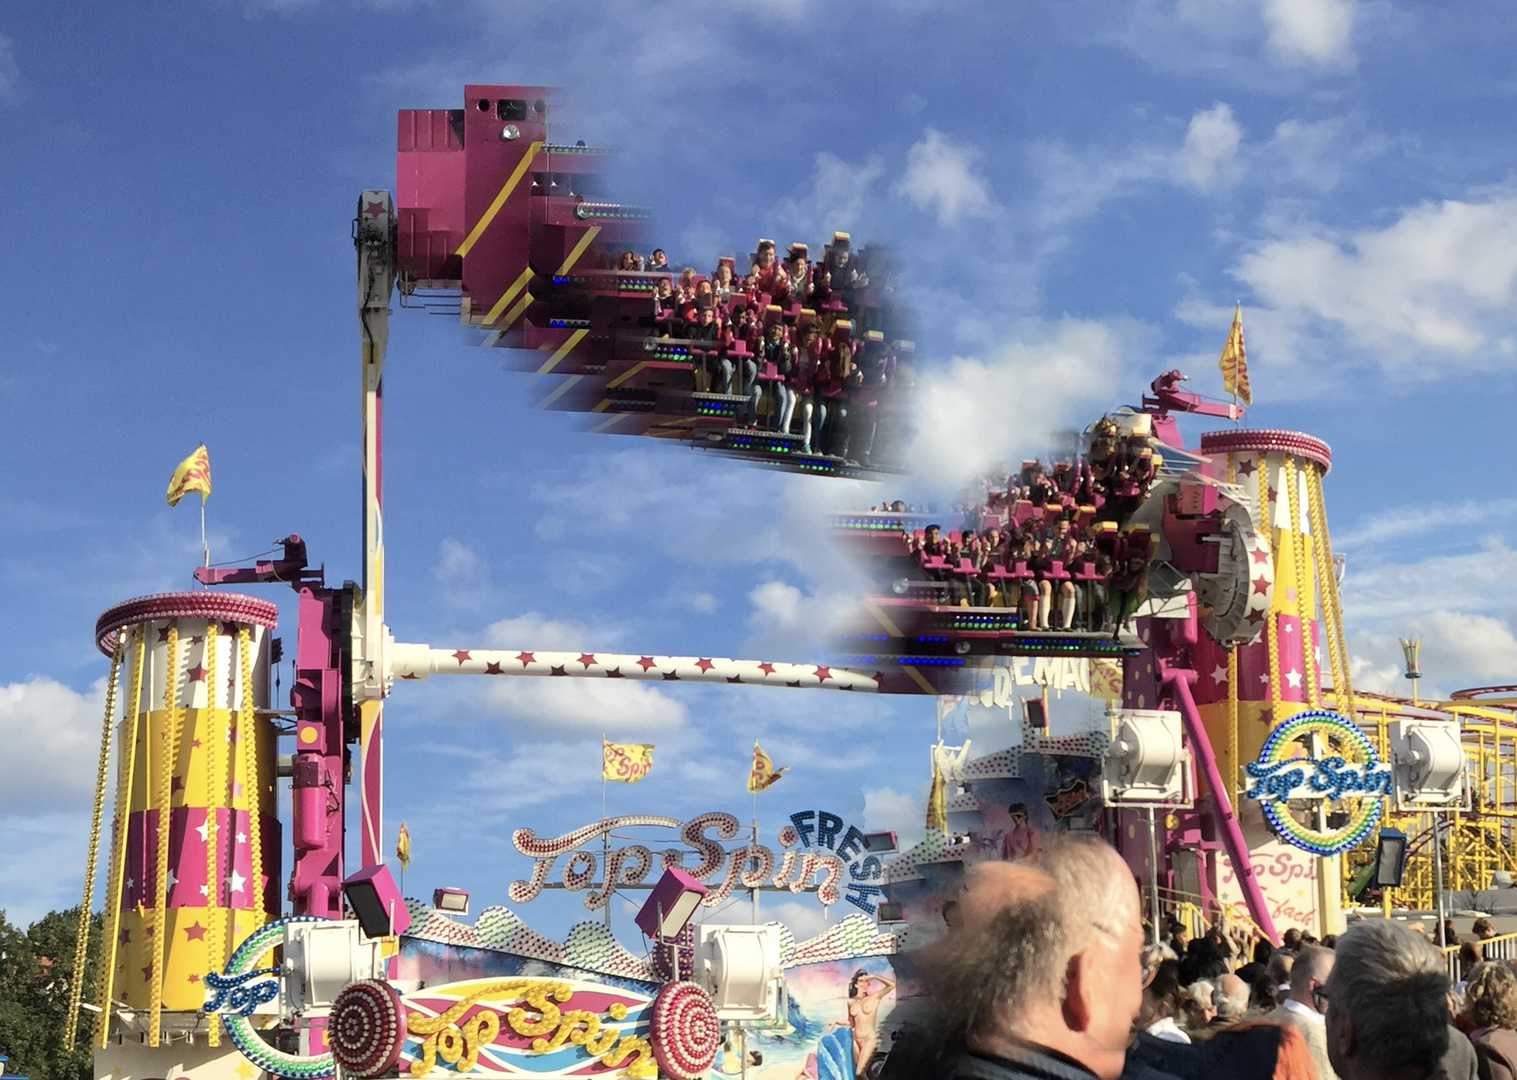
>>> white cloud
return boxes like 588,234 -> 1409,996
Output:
1341,539 -> 1517,625
771,152 -> 884,241
864,785 -> 926,849
896,129 -> 999,225
1262,0 -> 1357,66
688,592 -> 718,615
483,611 -> 616,651
0,677 -> 106,812
433,538 -> 488,607
1350,612 -> 1517,700
1334,497 -> 1517,551
481,676 -> 688,733
748,581 -> 804,630
1175,104 -> 1242,191
1234,194 -> 1517,373
907,318 -> 1125,491
0,33 -> 18,106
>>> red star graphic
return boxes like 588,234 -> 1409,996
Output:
637,656 -> 657,671
695,658 -> 715,672
662,671 -> 681,681
1252,577 -> 1270,595
758,662 -> 776,676
1245,609 -> 1267,625
485,661 -> 503,674
1236,459 -> 1255,476
171,776 -> 184,792
727,676 -> 743,684
786,681 -> 802,687
516,651 -> 536,666
550,665 -> 567,676
1267,486 -> 1278,503
187,665 -> 207,682
402,673 -> 420,680
119,928 -> 130,945
452,650 -> 472,664
184,921 -> 207,941
605,668 -> 624,678
814,666 -> 833,682
156,626 -> 170,643
871,672 -> 885,687
191,738 -> 201,748
142,966 -> 153,981
577,653 -> 597,668
1251,548 -> 1270,565
222,621 -> 240,636
187,973 -> 201,984
364,199 -> 387,218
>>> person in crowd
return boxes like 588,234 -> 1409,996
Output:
931,835 -> 1146,1080
808,265 -> 836,312
1281,928 -> 1304,953
1462,943 -> 1487,984
1237,938 -> 1275,986
1323,934 -> 1339,949
646,248 -> 670,273
762,322 -> 794,434
1167,920 -> 1191,958
1443,992 -> 1480,1080
1321,920 -> 1449,1080
675,266 -> 697,305
617,249 -> 641,271
1181,980 -> 1216,1035
1266,945 -> 1339,1080
1462,962 -> 1517,1080
1203,974 -> 1251,1039
1141,960 -> 1190,1044
1475,919 -> 1499,958
651,276 -> 678,328
1446,921 -> 1463,949
821,341 -> 862,460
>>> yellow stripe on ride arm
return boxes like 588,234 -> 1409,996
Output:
455,141 -> 543,257
537,328 -> 588,374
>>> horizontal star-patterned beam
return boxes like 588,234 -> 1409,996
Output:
388,643 -> 884,692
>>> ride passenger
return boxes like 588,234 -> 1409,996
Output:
764,323 -> 796,435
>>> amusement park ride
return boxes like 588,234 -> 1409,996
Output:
63,83 -> 1517,1080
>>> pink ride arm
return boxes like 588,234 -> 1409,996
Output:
1164,666 -> 1279,945
387,643 -> 884,691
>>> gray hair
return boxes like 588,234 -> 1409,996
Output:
1326,920 -> 1449,1073
1214,974 -> 1249,1019
925,889 -> 1067,1041
1038,833 -> 1135,949
1291,945 -> 1335,992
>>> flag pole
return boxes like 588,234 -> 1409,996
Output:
602,735 -> 611,929
200,497 -> 210,568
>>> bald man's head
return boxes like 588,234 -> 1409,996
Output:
959,861 -> 1057,931
1214,974 -> 1249,1019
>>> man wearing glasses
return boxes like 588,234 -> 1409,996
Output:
1266,945 -> 1339,1080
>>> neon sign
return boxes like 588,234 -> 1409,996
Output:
1243,709 -> 1391,856
510,810 -> 886,914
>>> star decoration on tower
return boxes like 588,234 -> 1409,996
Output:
814,666 -> 833,682
695,658 -> 714,672
452,649 -> 472,664
549,665 -> 566,676
758,662 -> 776,676
227,870 -> 247,895
1236,459 -> 1255,476
363,199 -> 387,218
484,661 -> 503,674
577,653 -> 597,668
184,921 -> 207,941
1251,548 -> 1271,565
1284,669 -> 1303,688
516,651 -> 536,667
662,670 -> 680,680
636,656 -> 657,671
1211,665 -> 1228,685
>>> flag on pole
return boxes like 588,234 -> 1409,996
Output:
1218,303 -> 1251,405
1088,658 -> 1124,701
603,739 -> 654,783
396,821 -> 411,872
926,745 -> 948,834
747,741 -> 787,792
166,444 -> 212,506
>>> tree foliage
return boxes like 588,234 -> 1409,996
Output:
0,908 -> 100,1080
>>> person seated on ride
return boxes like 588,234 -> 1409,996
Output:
763,323 -> 796,434
751,239 -> 785,298
617,249 -> 641,271
711,258 -> 738,308
807,265 -> 838,312
731,309 -> 761,427
692,277 -> 716,313
676,267 -> 698,305
824,232 -> 868,303
820,341 -> 864,460
1027,534 -> 1057,630
652,277 -> 678,329
1047,517 -> 1080,630
784,249 -> 811,308
1012,535 -> 1040,627
848,334 -> 890,466
976,526 -> 1005,606
646,248 -> 671,274
794,323 -> 826,454
688,304 -> 732,393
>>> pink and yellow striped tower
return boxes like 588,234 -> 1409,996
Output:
89,592 -> 281,1047
1190,429 -> 1355,936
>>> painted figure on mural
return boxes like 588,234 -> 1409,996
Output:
845,970 -> 896,1077
1000,803 -> 1043,861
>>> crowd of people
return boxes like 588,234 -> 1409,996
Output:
883,834 -> 1492,1080
622,234 -> 910,464
900,448 -> 1161,634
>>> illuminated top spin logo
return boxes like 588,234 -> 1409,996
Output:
1244,709 -> 1393,856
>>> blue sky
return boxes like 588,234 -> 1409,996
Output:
2,1 -> 1516,941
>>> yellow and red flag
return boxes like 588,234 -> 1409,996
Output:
1088,658 -> 1124,701
926,747 -> 948,834
747,741 -> 787,792
396,821 -> 411,872
166,444 -> 212,506
1218,303 -> 1251,405
603,739 -> 654,783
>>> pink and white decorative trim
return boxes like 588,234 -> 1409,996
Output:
1200,428 -> 1332,475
